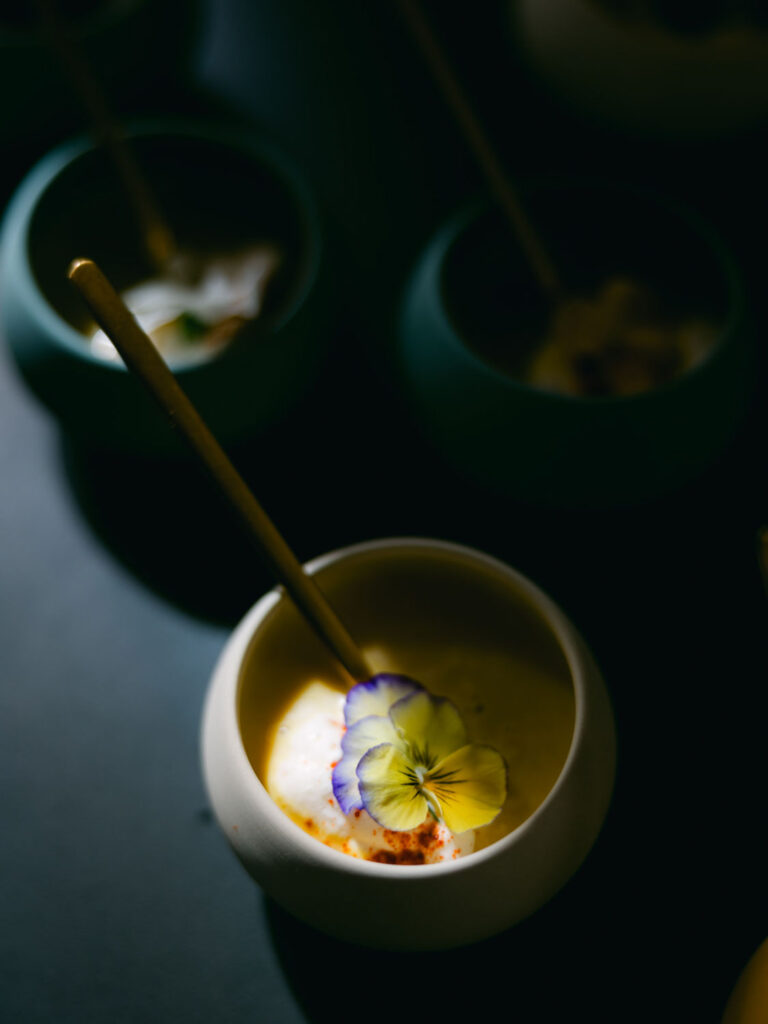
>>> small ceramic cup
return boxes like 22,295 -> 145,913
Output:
0,119 -> 325,454
201,537 -> 616,950
398,180 -> 749,506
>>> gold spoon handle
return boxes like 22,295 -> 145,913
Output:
396,0 -> 560,298
69,258 -> 370,684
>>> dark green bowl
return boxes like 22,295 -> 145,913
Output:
0,120 -> 327,455
398,181 -> 751,506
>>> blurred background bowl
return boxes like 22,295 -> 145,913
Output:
512,0 -> 768,139
398,179 -> 750,506
0,119 -> 327,455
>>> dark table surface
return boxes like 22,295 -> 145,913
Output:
2,2 -> 768,1021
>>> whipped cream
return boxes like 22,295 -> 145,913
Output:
90,245 -> 279,366
265,681 -> 475,864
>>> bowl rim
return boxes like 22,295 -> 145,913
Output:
206,536 -> 606,881
427,176 -> 746,408
4,116 -> 322,375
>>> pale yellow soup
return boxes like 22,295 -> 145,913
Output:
238,547 -> 576,852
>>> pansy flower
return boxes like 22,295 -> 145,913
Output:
332,674 -> 507,834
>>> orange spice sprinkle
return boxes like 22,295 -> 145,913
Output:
370,849 -> 427,865
365,820 -> 450,864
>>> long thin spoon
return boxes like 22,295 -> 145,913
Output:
33,0 -> 176,273
68,257 -> 371,684
396,0 -> 561,298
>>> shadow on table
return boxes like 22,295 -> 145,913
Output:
262,869 -> 626,1024
260,812 -> 642,1021
59,435 -> 272,625
53,322 -> 487,627
57,388 -> 767,636
55,278 -> 768,635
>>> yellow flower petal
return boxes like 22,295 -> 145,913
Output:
424,744 -> 507,834
357,743 -> 429,831
389,691 -> 467,767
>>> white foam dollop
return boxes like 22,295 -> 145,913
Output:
265,681 -> 475,863
90,245 -> 279,366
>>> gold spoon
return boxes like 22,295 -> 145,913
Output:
33,0 -> 176,274
396,0 -> 712,397
68,257 -> 370,684
396,0 -> 560,298
37,0 -> 279,361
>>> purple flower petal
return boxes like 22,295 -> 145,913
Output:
332,713 -> 400,813
331,752 -> 363,815
343,674 -> 422,728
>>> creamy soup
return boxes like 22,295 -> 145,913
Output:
238,546 -> 576,860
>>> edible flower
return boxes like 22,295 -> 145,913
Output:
332,674 -> 507,834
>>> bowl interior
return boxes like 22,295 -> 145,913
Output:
237,542 -> 576,854
441,183 -> 735,388
28,130 -> 316,361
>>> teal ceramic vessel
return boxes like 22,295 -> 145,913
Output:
0,120 -> 326,455
398,182 -> 750,506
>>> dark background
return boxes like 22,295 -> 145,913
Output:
1,1 -> 767,1020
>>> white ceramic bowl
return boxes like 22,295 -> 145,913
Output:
201,538 -> 616,950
